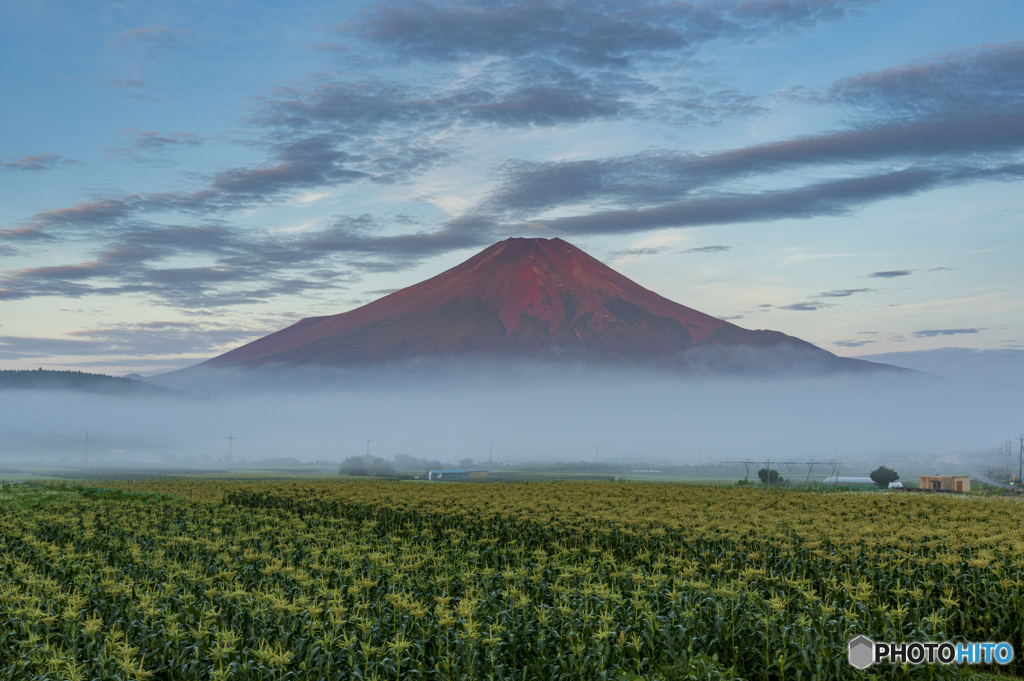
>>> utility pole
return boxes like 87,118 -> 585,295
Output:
1004,440 -> 1014,484
1017,435 -> 1024,485
227,435 -> 234,473
84,431 -> 89,474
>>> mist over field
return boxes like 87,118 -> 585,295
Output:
2,364 -> 1022,472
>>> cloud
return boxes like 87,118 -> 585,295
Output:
107,131 -> 203,163
0,153 -> 76,172
869,270 -> 913,278
102,25 -> 188,95
818,288 -> 872,297
0,221 -> 348,306
472,41 -> 1024,237
826,41 -> 1024,121
126,131 -> 201,152
346,0 -> 874,67
253,65 -> 644,135
833,339 -> 875,347
107,25 -> 182,58
912,328 -> 982,338
779,302 -> 834,311
608,246 -> 671,259
519,167 -> 969,235
0,210 -> 491,307
484,116 -> 1024,214
19,135 -> 392,236
0,321 -> 269,360
681,245 -> 730,253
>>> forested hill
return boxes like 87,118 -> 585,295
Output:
0,369 -> 188,397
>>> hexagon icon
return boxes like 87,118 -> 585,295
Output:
848,636 -> 874,669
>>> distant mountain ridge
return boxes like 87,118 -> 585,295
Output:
0,369 -> 189,396
186,237 -> 898,375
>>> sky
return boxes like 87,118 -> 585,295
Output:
1,0 -> 1023,377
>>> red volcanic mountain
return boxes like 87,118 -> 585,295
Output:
196,237 -> 884,372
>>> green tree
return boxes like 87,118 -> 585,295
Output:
870,466 -> 900,488
368,457 -> 396,477
339,456 -> 369,476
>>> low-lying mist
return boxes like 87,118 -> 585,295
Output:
2,361 -> 1022,474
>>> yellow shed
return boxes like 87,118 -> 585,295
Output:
919,475 -> 970,493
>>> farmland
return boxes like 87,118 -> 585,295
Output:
0,479 -> 1021,680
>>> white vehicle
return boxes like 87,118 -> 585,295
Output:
888,481 -> 903,489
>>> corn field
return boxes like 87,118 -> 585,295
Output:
0,479 -> 1021,680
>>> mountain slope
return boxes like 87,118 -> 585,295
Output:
191,237 -> 888,373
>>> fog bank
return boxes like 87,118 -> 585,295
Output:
1,364 -> 1021,471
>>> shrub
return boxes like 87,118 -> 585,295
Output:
757,468 -> 783,484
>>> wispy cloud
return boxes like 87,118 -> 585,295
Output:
517,167 -> 989,235
107,25 -> 182,57
818,288 -> 872,297
102,25 -> 189,93
608,246 -> 671,259
780,302 -> 835,311
681,245 -> 730,253
912,328 -> 983,338
824,41 -> 1024,120
125,130 -> 201,152
0,153 -> 77,172
869,269 -> 913,278
0,321 -> 271,360
834,339 -> 876,347
345,0 -> 875,67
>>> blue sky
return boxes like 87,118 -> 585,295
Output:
1,0 -> 1022,376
